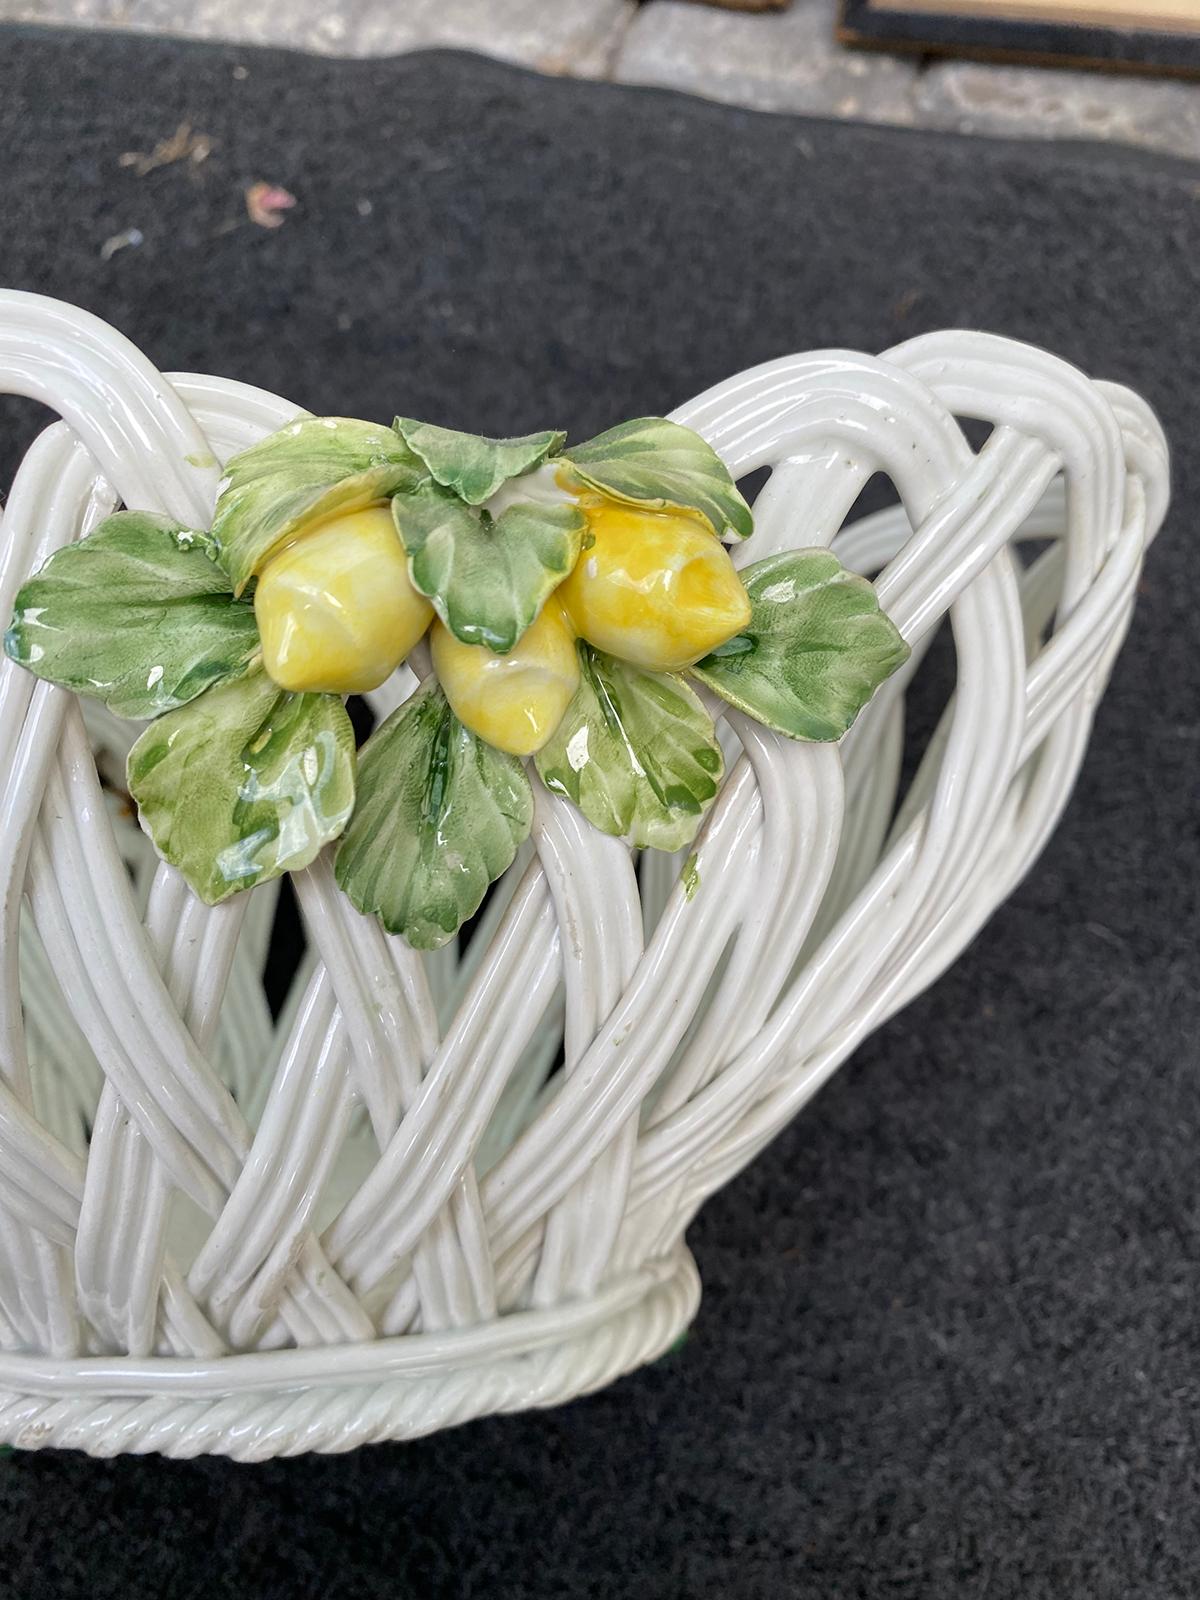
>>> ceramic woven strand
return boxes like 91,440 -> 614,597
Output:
0,292 -> 1168,1460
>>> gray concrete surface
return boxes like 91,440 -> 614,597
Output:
2,0 -> 1198,162
615,0 -> 919,125
914,58 -> 1200,163
0,0 -> 636,73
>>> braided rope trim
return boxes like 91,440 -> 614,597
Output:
0,1250 -> 699,1460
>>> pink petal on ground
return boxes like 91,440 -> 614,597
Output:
245,182 -> 297,229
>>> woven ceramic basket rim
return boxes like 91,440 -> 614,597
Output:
0,292 -> 1170,1459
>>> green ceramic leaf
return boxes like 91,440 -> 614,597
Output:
212,416 -> 425,592
535,645 -> 723,852
393,484 -> 584,653
334,681 -> 533,949
3,512 -> 260,720
563,417 -> 753,540
394,419 -> 565,506
691,549 -> 910,741
127,670 -> 356,904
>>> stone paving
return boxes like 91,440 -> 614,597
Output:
2,0 -> 1198,162
619,1 -> 1200,162
0,0 -> 635,73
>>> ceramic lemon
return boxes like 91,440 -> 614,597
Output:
254,506 -> 433,695
431,598 -> 579,756
559,501 -> 750,672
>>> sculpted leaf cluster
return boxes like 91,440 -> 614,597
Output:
4,409 -> 909,948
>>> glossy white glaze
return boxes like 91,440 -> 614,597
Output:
0,291 -> 1169,1458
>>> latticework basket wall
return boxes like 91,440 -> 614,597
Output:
0,292 -> 1168,1460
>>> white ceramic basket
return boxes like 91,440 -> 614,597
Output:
0,292 -> 1168,1460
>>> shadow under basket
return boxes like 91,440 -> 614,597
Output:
0,292 -> 1169,1460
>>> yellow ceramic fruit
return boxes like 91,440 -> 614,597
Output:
255,505 -> 433,694
431,598 -> 580,756
558,500 -> 751,672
